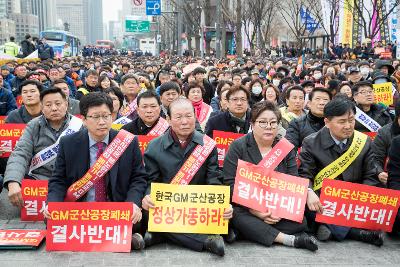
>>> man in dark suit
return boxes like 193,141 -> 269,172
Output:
205,85 -> 251,138
46,92 -> 148,250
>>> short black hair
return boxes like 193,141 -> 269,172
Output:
40,87 -> 67,102
352,80 -> 373,94
51,79 -> 69,87
285,85 -> 305,100
159,81 -> 180,96
19,80 -> 43,93
79,92 -> 114,117
137,90 -> 161,106
324,95 -> 356,120
121,74 -> 138,85
309,87 -> 332,101
104,86 -> 124,110
192,67 -> 207,75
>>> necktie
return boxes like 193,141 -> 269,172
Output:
94,142 -> 107,202
338,142 -> 345,151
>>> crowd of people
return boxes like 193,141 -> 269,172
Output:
1,50 -> 400,256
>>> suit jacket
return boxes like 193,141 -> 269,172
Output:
223,132 -> 299,199
387,135 -> 400,190
47,129 -> 148,207
143,130 -> 222,195
298,127 -> 380,189
205,110 -> 251,138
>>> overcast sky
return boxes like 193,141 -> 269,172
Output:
102,0 -> 123,23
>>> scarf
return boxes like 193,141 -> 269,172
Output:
192,99 -> 203,120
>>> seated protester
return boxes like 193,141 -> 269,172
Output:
76,69 -> 100,100
264,84 -> 282,105
286,87 -> 332,149
52,79 -> 80,115
387,134 -> 400,234
120,74 -> 142,120
6,80 -> 42,123
159,81 -> 181,118
46,92 -> 147,250
210,80 -> 233,111
0,74 -> 17,115
338,82 -> 353,99
104,86 -> 124,121
10,65 -> 27,97
142,98 -> 233,256
372,100 -> 400,186
205,85 -> 251,138
122,90 -> 167,135
210,86 -> 230,118
185,82 -> 212,131
299,96 -> 383,246
347,66 -> 362,86
352,81 -> 392,132
248,79 -> 264,108
3,88 -> 78,208
279,86 -> 306,129
223,101 -> 318,251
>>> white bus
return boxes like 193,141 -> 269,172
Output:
139,38 -> 156,56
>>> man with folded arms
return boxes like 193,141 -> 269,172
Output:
142,98 -> 233,256
46,92 -> 148,250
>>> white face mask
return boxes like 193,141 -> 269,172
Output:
313,73 -> 322,80
272,79 -> 280,87
252,86 -> 262,95
209,77 -> 216,83
149,73 -> 154,80
360,68 -> 369,76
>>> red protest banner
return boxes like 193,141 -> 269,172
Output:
0,123 -> 26,157
316,179 -> 400,232
46,202 -> 133,252
232,160 -> 308,222
0,116 -> 6,124
0,230 -> 46,247
137,135 -> 157,155
21,179 -> 48,221
16,95 -> 23,108
213,130 -> 244,167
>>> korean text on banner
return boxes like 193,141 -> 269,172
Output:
232,160 -> 308,223
0,123 -> 26,157
373,82 -> 393,106
213,130 -> 244,167
316,179 -> 400,232
46,202 -> 133,252
0,230 -> 46,247
137,135 -> 157,155
21,179 -> 48,221
148,183 -> 230,234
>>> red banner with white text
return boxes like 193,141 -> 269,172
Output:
21,179 -> 48,221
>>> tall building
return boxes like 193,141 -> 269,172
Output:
87,0 -> 103,43
109,20 -> 122,41
0,18 -> 16,44
56,0 -> 88,44
9,13 -> 39,42
29,0 -> 57,32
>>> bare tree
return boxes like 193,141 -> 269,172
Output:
235,0 -> 243,56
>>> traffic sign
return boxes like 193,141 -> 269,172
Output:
156,34 -> 161,43
146,0 -> 161,16
131,0 -> 146,16
125,20 -> 150,32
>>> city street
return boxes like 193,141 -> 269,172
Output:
0,192 -> 399,267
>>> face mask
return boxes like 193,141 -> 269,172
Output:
209,76 -> 216,83
272,79 -> 280,87
341,68 -> 346,73
360,68 -> 369,76
149,73 -> 154,80
252,86 -> 262,95
280,71 -> 286,76
313,73 -> 322,80
374,78 -> 388,84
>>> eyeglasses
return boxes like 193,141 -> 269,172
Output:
229,97 -> 247,103
255,120 -> 278,129
86,114 -> 112,121
356,90 -> 374,96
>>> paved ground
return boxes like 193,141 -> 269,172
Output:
0,191 -> 399,267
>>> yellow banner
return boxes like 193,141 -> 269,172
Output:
313,131 -> 367,191
341,0 -> 354,46
111,124 -> 123,130
373,82 -> 393,106
148,183 -> 230,234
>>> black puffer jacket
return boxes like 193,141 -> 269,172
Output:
355,103 -> 392,132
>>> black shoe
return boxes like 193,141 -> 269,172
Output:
144,231 -> 165,248
294,233 -> 318,252
224,228 -> 237,244
316,225 -> 332,241
204,235 -> 225,256
131,233 -> 145,250
359,230 -> 384,247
